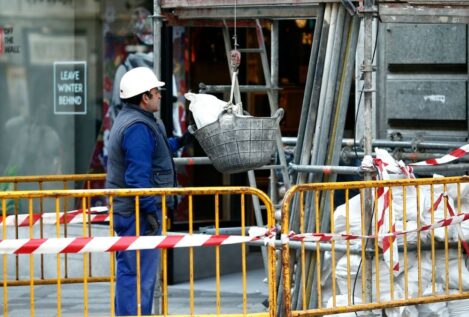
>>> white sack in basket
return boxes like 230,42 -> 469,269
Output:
185,92 -> 227,129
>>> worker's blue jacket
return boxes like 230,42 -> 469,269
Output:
106,103 -> 179,216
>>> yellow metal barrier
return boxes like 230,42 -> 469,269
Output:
0,174 -> 107,287
281,175 -> 469,316
5,174 -> 469,316
0,186 -> 275,317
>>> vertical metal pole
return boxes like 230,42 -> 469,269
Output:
271,20 -> 279,112
153,0 -> 162,80
255,19 -> 291,189
363,0 -> 375,306
270,20 -> 280,204
153,1 -> 162,313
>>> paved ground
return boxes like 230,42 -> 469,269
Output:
1,268 -> 270,316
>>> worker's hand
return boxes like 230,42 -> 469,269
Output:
144,213 -> 160,236
178,131 -> 193,148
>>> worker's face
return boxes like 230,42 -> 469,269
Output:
142,87 -> 161,112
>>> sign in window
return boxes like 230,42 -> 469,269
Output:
54,61 -> 87,115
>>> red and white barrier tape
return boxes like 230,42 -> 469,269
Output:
409,144 -> 469,166
0,227 -> 277,255
287,212 -> 469,243
0,206 -> 109,227
1,212 -> 469,255
373,148 -> 402,272
0,235 -> 251,255
432,193 -> 469,255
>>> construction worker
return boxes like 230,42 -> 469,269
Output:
106,67 -> 185,315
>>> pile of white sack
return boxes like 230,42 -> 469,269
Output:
320,174 -> 469,317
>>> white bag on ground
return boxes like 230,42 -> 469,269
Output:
336,254 -> 405,301
397,251 -> 433,298
385,305 -> 418,317
447,289 -> 469,317
336,254 -> 363,296
185,92 -> 227,129
417,283 -> 449,316
435,249 -> 469,290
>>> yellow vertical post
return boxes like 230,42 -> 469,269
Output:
343,189 -> 350,306
329,190 -> 337,308
300,191 -> 306,310
388,188 -> 394,301
87,193 -> 92,278
416,185 -> 422,297
39,181 -> 45,281
430,185 -> 436,295
457,183 -> 463,292
135,196 -> 141,316
81,196 -> 89,317
267,190 -> 276,317
63,181 -> 69,279
14,182 -> 19,282
109,196 -> 115,317
241,193 -> 247,315
373,187 -> 380,302
402,186 -> 409,299
281,189 -> 292,317
443,185 -> 449,294
215,194 -> 221,315
360,189 -> 366,303
315,191 -> 323,307
162,195 -> 168,316
189,194 -> 194,315
56,198 -> 62,317
2,198 -> 8,317
29,198 -> 35,317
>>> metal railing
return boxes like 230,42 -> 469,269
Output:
280,175 -> 469,316
3,174 -> 469,316
0,186 -> 276,317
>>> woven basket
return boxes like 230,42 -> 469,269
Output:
189,108 -> 284,174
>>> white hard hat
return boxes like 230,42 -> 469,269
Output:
119,67 -> 165,99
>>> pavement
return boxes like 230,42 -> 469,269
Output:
1,267 -> 270,316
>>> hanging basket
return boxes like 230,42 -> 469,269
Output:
189,108 -> 284,174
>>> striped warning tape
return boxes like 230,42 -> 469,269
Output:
0,228 -> 276,255
373,154 -> 400,272
0,206 -> 109,227
287,212 -> 469,242
0,212 -> 468,255
433,193 -> 469,255
409,144 -> 469,166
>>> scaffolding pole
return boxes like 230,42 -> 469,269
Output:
362,0 -> 375,308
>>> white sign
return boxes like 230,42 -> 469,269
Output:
54,61 -> 87,115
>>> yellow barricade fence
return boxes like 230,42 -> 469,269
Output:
280,175 -> 469,316
0,186 -> 276,317
0,174 -> 107,287
3,174 -> 469,316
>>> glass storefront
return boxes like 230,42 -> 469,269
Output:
0,0 -> 168,179
0,0 -> 103,177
